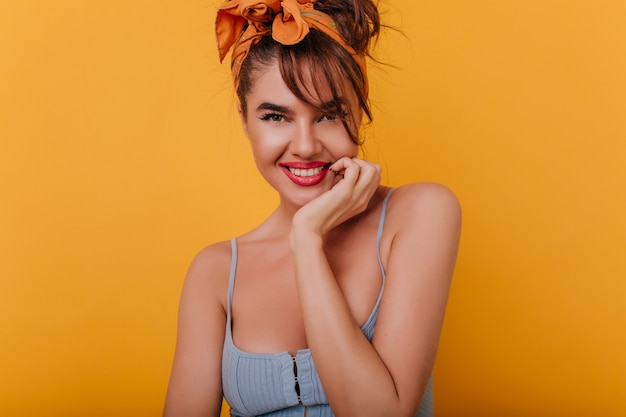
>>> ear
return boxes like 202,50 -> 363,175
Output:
238,104 -> 249,137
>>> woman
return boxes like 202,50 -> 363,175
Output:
164,0 -> 461,416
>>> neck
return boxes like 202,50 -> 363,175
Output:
245,199 -> 300,242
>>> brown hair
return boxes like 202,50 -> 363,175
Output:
236,0 -> 380,144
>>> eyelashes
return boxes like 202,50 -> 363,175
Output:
257,111 -> 348,123
258,112 -> 284,122
325,110 -> 348,120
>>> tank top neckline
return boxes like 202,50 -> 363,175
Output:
225,188 -> 395,358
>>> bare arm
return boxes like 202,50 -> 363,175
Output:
163,245 -> 229,417
291,160 -> 461,416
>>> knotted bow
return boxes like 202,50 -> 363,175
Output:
215,0 -> 367,93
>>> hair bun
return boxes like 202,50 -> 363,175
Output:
313,0 -> 380,56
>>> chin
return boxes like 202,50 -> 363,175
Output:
282,186 -> 329,208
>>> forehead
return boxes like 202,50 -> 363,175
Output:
247,61 -> 356,109
246,63 -> 300,103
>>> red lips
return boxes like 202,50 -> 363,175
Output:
279,161 -> 331,186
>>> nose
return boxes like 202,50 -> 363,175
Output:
289,122 -> 322,158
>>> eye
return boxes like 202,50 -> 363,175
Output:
259,112 -> 285,122
318,110 -> 348,123
319,113 -> 337,122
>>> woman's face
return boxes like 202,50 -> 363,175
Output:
239,61 -> 360,209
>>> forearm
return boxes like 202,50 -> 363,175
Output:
290,232 -> 417,417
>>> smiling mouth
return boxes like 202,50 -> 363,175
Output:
279,163 -> 333,186
284,163 -> 332,177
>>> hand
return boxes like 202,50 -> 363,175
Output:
291,157 -> 381,238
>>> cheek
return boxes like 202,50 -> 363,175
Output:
339,143 -> 359,159
248,129 -> 285,164
250,140 -> 276,163
318,124 -> 358,157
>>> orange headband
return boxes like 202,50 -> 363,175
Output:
215,0 -> 368,94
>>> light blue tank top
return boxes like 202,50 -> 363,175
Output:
222,189 -> 434,416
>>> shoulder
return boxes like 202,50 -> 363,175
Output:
377,183 -> 461,295
182,240 -> 234,312
389,182 -> 461,221
378,183 -> 461,254
188,240 -> 233,275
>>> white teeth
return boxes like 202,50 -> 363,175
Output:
289,167 -> 324,177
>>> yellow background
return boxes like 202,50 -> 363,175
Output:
1,1 -> 625,416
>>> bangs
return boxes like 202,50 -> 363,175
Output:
236,32 -> 370,144
276,31 -> 369,144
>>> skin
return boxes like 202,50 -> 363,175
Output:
164,61 -> 462,417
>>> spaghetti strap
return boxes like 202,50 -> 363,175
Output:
376,188 -> 395,280
360,187 -> 395,335
227,238 -> 237,318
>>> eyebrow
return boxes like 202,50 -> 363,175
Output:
256,103 -> 291,113
256,98 -> 347,114
319,98 -> 346,112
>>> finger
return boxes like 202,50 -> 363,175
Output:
350,157 -> 369,168
328,156 -> 352,173
350,158 -> 379,177
349,159 -> 380,187
346,158 -> 380,181
349,160 -> 381,201
330,169 -> 344,188
350,157 -> 381,172
330,157 -> 360,185
329,158 -> 348,186
343,158 -> 361,181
